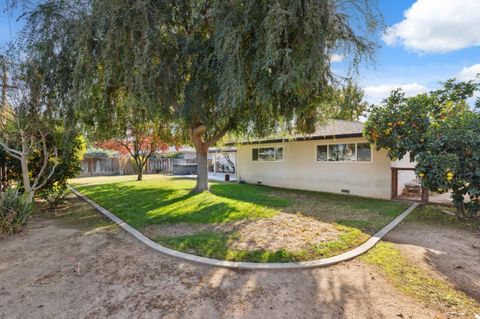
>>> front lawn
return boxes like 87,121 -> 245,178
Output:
70,175 -> 409,262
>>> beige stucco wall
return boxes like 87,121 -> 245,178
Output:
237,137 -> 392,199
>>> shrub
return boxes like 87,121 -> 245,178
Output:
39,181 -> 68,208
0,188 -> 34,238
38,133 -> 86,207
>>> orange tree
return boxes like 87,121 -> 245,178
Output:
364,79 -> 480,218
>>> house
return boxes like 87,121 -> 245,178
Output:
170,147 -> 237,176
235,119 -> 416,200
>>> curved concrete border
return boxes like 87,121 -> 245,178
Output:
69,185 -> 418,270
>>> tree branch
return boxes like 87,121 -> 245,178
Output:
32,133 -> 53,190
0,139 -> 22,159
115,138 -> 136,158
191,124 -> 207,140
33,153 -> 58,192
206,123 -> 231,148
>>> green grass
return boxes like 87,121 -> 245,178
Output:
406,204 -> 480,230
71,176 -> 287,228
361,242 -> 480,316
157,224 -> 370,263
269,187 -> 409,235
70,175 -> 409,262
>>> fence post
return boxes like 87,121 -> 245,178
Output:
391,168 -> 398,200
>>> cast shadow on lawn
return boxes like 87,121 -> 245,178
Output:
73,181 -> 283,228
210,183 -> 409,235
74,178 -> 409,236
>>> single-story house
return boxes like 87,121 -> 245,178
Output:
235,120 -> 415,200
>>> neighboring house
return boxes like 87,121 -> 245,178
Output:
235,120 -> 416,200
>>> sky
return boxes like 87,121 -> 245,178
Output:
1,0 -> 479,105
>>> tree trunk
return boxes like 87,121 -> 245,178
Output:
134,157 -> 143,181
195,145 -> 209,192
20,153 -> 34,203
190,121 -> 231,193
191,125 -> 209,193
455,202 -> 466,219
0,164 -> 6,192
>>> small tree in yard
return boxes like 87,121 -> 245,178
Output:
364,79 -> 480,218
37,132 -> 86,207
0,62 -> 59,204
97,124 -> 168,181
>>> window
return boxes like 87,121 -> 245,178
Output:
275,147 -> 283,160
316,142 -> 372,163
252,147 -> 283,161
252,148 -> 258,161
357,143 -> 372,162
316,145 -> 328,161
329,143 -> 356,161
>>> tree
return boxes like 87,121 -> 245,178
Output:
0,61 -> 59,203
67,0 -> 382,192
37,131 -> 86,207
415,111 -> 480,218
96,124 -> 169,181
364,79 -> 480,218
0,1 -> 88,208
12,0 -> 382,191
330,80 -> 369,121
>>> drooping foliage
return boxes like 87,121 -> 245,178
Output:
0,0 -> 88,202
16,0 -> 383,192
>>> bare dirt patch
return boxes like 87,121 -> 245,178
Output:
386,221 -> 480,302
0,196 -> 447,318
143,212 -> 340,252
230,213 -> 338,251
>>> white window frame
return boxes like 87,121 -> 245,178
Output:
315,142 -> 373,163
251,146 -> 284,162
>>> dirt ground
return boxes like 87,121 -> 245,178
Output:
385,221 -> 480,302
0,198 -> 477,319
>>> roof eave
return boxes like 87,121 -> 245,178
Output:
226,133 -> 364,146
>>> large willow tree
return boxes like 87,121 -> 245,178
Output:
24,0 -> 382,192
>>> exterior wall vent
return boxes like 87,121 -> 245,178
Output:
341,189 -> 350,194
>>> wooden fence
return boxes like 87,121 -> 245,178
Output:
80,157 -> 173,177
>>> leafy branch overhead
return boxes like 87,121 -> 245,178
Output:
62,0 -> 382,192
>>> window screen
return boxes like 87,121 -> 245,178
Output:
328,143 -> 356,161
316,145 -> 328,161
275,147 -> 283,160
357,143 -> 372,162
252,148 -> 258,161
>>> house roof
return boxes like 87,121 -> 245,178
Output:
231,120 -> 365,145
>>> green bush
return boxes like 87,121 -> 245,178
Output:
38,133 -> 86,207
39,181 -> 68,208
0,188 -> 34,238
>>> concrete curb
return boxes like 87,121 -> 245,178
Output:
69,185 -> 418,270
